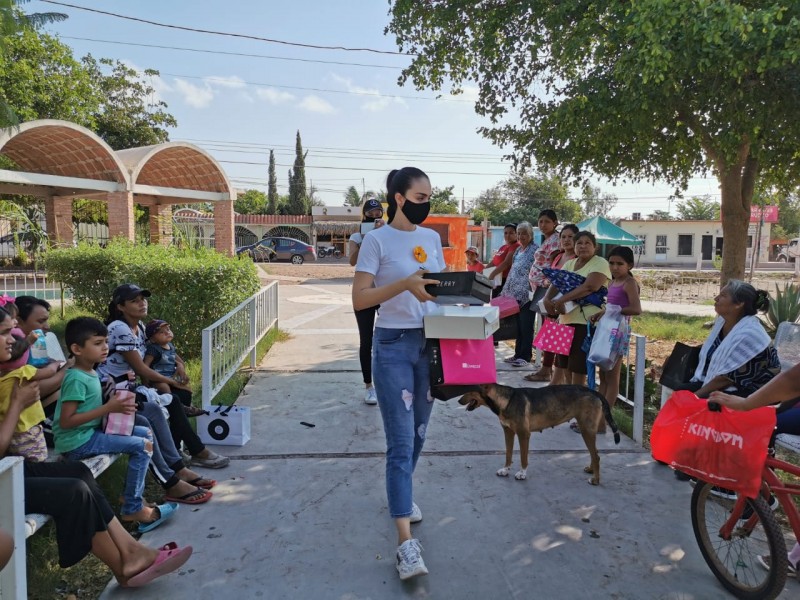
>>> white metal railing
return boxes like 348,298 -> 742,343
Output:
201,282 -> 279,406
0,270 -> 70,303
0,456 -> 25,600
616,333 -> 647,446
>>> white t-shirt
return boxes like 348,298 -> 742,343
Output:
356,224 -> 445,329
349,232 -> 364,246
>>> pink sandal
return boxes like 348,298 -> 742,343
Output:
125,542 -> 193,588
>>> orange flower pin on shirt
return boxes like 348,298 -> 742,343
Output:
413,246 -> 427,263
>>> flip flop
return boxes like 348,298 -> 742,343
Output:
183,404 -> 208,418
137,502 -> 179,534
164,487 -> 212,505
186,476 -> 216,490
569,421 -> 581,434
125,542 -> 193,588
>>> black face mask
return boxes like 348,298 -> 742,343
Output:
401,198 -> 430,225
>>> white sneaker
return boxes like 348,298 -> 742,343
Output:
364,387 -> 378,405
409,502 -> 422,524
396,539 -> 428,580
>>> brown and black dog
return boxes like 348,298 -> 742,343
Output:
459,383 -> 620,485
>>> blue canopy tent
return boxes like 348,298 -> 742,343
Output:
575,216 -> 643,246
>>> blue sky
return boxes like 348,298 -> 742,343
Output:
33,0 -> 721,216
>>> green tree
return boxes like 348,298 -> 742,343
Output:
82,55 -> 176,149
776,191 -> 800,238
234,189 -> 267,215
0,27 -> 176,148
0,27 -> 97,125
429,185 -> 458,214
343,185 -> 361,207
502,172 -> 583,225
0,0 -> 67,125
676,196 -> 720,220
580,184 -> 618,218
647,210 -> 675,221
469,185 -> 510,225
286,130 -> 308,215
267,150 -> 278,215
388,1 -> 800,283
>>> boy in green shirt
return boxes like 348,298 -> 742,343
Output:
54,317 -> 158,524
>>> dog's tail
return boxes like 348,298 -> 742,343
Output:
597,393 -> 621,444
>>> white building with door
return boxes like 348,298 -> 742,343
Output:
616,219 -> 772,267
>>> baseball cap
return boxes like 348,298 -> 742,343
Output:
362,198 -> 383,215
465,246 -> 479,254
145,319 -> 169,340
112,283 -> 151,305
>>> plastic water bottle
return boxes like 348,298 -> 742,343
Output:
29,329 -> 49,367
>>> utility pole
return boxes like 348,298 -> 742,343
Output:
362,178 -> 366,199
461,188 -> 465,214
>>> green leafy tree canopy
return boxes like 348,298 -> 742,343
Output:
388,0 -> 800,283
676,196 -> 720,220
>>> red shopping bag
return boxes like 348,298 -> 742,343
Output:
440,336 -> 497,385
533,319 -> 575,356
490,296 -> 520,318
650,391 -> 776,498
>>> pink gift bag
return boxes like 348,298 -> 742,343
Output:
490,296 -> 520,318
103,389 -> 136,436
440,336 -> 497,385
533,319 -> 575,356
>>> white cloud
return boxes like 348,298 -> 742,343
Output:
173,78 -> 215,109
205,75 -> 246,89
256,87 -> 296,105
330,73 -> 405,112
299,95 -> 335,114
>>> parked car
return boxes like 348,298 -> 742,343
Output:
236,237 -> 316,265
777,238 -> 800,262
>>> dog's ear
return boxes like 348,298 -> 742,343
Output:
479,383 -> 495,401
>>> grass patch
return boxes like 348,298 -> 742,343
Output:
184,327 -> 288,407
632,312 -> 709,343
26,307 -> 286,598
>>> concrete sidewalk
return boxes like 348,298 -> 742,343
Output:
102,282 -> 794,599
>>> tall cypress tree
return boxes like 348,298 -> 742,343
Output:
287,130 -> 308,214
267,149 -> 278,214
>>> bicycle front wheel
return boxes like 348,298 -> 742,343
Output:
690,481 -> 788,599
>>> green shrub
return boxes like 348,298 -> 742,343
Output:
762,282 -> 800,337
44,239 -> 260,358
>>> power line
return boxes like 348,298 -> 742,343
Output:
218,159 -> 511,177
61,36 -> 404,70
160,73 -> 471,103
185,138 -> 504,159
42,1 -> 412,56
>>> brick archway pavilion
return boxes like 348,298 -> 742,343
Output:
0,119 -> 237,255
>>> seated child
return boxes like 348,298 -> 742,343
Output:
465,246 -> 485,273
143,320 -> 204,417
54,317 -> 171,529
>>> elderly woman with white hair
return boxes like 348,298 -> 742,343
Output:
499,221 -> 539,367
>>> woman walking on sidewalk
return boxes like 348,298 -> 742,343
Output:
348,198 -> 385,405
352,167 -> 444,581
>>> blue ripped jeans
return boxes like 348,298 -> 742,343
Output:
63,425 -> 152,517
372,327 -> 434,519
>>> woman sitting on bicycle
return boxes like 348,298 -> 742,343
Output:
711,363 -> 800,577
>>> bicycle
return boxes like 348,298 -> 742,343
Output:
690,399 -> 800,599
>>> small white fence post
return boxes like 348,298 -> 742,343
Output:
249,296 -> 257,370
633,334 -> 646,446
201,327 -> 213,408
0,456 -> 26,600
